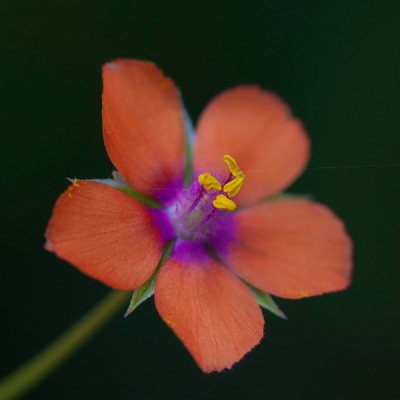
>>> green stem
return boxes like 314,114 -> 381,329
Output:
0,290 -> 131,400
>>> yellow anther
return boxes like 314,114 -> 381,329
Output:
212,194 -> 237,211
223,155 -> 240,176
198,172 -> 222,191
223,174 -> 245,198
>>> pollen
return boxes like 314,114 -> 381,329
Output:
163,317 -> 176,327
222,155 -> 246,197
223,174 -> 245,198
223,155 -> 240,176
198,172 -> 222,191
213,194 -> 237,211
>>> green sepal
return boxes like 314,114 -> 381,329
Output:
184,132 -> 193,187
246,283 -> 287,320
264,192 -> 312,202
204,245 -> 287,319
73,177 -> 163,209
124,239 -> 175,317
117,187 -> 162,209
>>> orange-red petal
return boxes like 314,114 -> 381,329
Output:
155,245 -> 264,372
102,59 -> 185,198
220,200 -> 352,299
194,86 -> 310,205
45,181 -> 164,290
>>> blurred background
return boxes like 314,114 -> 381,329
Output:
1,1 -> 399,399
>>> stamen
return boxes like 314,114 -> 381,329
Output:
222,155 -> 246,197
198,172 -> 222,191
223,155 -> 240,177
213,194 -> 237,211
223,175 -> 245,198
170,156 -> 243,241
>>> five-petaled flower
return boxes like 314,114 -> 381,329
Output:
45,59 -> 352,373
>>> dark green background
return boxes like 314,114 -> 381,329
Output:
1,1 -> 399,399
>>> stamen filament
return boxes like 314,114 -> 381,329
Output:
200,208 -> 217,227
187,186 -> 205,213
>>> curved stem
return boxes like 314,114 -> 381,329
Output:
0,290 -> 131,400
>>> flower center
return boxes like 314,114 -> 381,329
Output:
167,155 -> 245,242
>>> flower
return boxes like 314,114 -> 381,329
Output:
45,59 -> 352,373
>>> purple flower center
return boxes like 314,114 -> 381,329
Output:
152,155 -> 244,259
167,177 -> 235,245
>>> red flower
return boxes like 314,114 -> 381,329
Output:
45,59 -> 352,372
